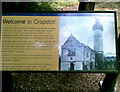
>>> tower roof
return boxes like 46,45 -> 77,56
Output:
93,18 -> 103,31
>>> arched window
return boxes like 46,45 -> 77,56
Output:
70,57 -> 73,60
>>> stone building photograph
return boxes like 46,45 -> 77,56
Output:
60,34 -> 95,70
59,13 -> 116,71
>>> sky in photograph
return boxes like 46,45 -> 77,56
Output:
59,13 -> 116,56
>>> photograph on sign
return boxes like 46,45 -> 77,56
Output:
1,12 -> 117,71
59,13 -> 116,71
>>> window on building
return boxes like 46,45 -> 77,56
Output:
87,53 -> 89,57
70,40 -> 73,47
112,64 -> 114,69
70,57 -> 73,60
68,49 -> 75,56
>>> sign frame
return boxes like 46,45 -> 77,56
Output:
1,11 -> 119,73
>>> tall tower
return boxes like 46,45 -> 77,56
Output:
93,18 -> 104,70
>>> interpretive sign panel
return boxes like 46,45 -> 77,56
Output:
1,11 -> 118,72
1,15 -> 59,71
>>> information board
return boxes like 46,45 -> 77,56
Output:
1,11 -> 118,72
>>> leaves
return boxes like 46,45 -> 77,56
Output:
2,2 -> 54,13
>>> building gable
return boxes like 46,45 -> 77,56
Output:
62,34 -> 85,49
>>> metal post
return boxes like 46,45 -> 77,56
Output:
2,72 -> 14,91
101,72 -> 119,91
78,2 -> 95,11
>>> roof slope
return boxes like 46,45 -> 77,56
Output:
62,34 -> 86,49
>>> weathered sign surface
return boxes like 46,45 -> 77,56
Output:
1,12 -> 118,72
